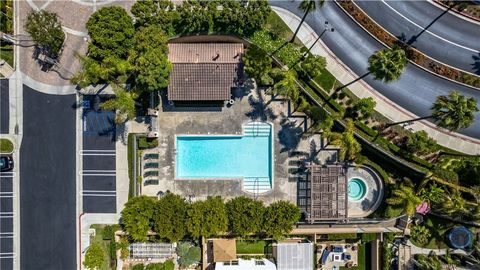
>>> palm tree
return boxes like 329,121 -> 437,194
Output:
384,90 -> 479,130
438,189 -> 471,219
368,46 -> 408,83
272,69 -> 300,102
415,253 -> 443,270
329,119 -> 361,161
101,85 -> 137,124
290,0 -> 325,43
386,181 -> 422,216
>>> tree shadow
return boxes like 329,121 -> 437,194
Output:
332,71 -> 371,95
278,117 -> 303,153
404,6 -> 451,45
245,87 -> 277,122
472,53 -> 480,75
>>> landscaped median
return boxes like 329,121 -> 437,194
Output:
0,138 -> 14,153
336,0 -> 480,89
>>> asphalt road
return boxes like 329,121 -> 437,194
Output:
1,79 -> 9,134
354,0 -> 480,74
20,86 -> 76,270
271,1 -> 480,139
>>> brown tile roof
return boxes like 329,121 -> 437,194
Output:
167,63 -> 238,101
168,43 -> 243,64
167,43 -> 244,101
212,239 -> 237,262
305,165 -> 348,221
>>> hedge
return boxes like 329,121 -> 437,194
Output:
327,233 -> 357,240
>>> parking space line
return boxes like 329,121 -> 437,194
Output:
0,173 -> 14,177
81,153 -> 116,156
0,214 -> 14,218
0,253 -> 15,258
83,190 -> 115,193
82,194 -> 116,197
81,150 -> 115,152
82,174 -> 116,177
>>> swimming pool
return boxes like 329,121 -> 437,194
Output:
348,177 -> 367,201
175,122 -> 273,193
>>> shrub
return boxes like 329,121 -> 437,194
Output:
410,225 -> 431,246
25,10 -> 65,58
405,131 -> 437,156
361,233 -> 377,243
327,233 -> 357,240
83,243 -> 105,270
102,224 -> 121,240
250,30 -> 302,67
138,137 -> 158,149
177,242 -> 201,268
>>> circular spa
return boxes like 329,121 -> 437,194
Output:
346,166 -> 384,218
348,178 -> 367,201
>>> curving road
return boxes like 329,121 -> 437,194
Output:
353,0 -> 480,75
270,1 -> 480,139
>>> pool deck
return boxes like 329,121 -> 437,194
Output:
347,166 -> 384,218
142,83 -> 319,204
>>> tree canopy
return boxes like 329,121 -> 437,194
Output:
301,54 -> 326,78
243,45 -> 273,85
330,119 -> 361,161
120,195 -> 155,241
263,201 -> 301,239
153,192 -> 188,242
130,25 -> 172,92
368,46 -> 407,83
431,90 -> 479,131
86,6 -> 135,61
386,181 -> 422,216
130,0 -> 177,35
101,85 -> 137,124
352,97 -> 376,119
83,243 -> 105,270
405,131 -> 436,155
177,242 -> 201,268
186,196 -> 228,238
25,10 -> 65,58
272,69 -> 300,102
226,196 -> 265,237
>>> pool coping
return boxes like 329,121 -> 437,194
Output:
172,121 -> 275,195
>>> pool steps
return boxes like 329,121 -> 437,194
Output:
243,177 -> 272,193
243,122 -> 271,137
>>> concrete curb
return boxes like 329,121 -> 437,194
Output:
337,1 -> 480,91
272,6 -> 480,154
22,71 -> 77,95
429,0 -> 480,25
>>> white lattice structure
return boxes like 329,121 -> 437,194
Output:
129,243 -> 175,259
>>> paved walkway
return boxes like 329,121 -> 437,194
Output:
406,240 -> 467,256
273,7 -> 480,155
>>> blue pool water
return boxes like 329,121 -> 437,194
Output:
175,122 -> 272,192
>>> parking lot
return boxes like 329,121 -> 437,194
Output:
0,171 -> 14,270
82,97 -> 117,213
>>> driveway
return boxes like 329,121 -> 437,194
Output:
271,1 -> 480,139
354,0 -> 480,74
20,86 -> 76,270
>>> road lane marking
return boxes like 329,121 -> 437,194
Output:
380,0 -> 480,53
82,194 -> 116,197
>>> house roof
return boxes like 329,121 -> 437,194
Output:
213,239 -> 237,262
305,165 -> 348,221
275,243 -> 314,270
168,43 -> 243,64
167,43 -> 244,101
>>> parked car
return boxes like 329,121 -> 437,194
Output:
0,155 -> 14,172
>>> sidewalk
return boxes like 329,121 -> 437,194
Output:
273,7 -> 480,155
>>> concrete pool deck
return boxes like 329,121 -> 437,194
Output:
347,165 -> 384,218
142,84 -> 318,204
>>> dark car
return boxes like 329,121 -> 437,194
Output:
0,155 -> 13,172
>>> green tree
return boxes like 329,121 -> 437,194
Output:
25,10 -> 65,58
410,225 -> 431,246
419,182 -> 444,204
226,196 -> 265,237
243,0 -> 271,37
386,181 -> 422,216
416,253 -> 443,270
71,55 -> 132,87
301,54 -> 326,78
130,0 -> 177,35
368,46 -> 407,83
86,6 -> 135,60
132,264 -> 145,270
120,195 -> 155,242
212,0 -> 243,34
153,192 -> 188,242
352,97 -> 376,119
83,243 -> 105,270
308,106 -> 334,134
243,45 -> 273,85
431,90 -> 479,131
438,189 -> 471,219
175,0 -> 215,34
101,85 -> 137,124
177,242 -> 201,268
290,0 -> 324,43
329,119 -> 361,161
385,91 -> 478,131
130,25 -> 172,92
263,201 -> 301,239
186,196 -> 228,238
271,69 -> 300,102
0,0 -> 13,33
406,131 -> 437,156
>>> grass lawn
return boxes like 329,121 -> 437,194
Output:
90,224 -> 114,270
340,244 -> 366,270
265,11 -> 303,47
314,70 -> 337,92
0,139 -> 14,153
0,44 -> 14,67
236,240 -> 268,254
